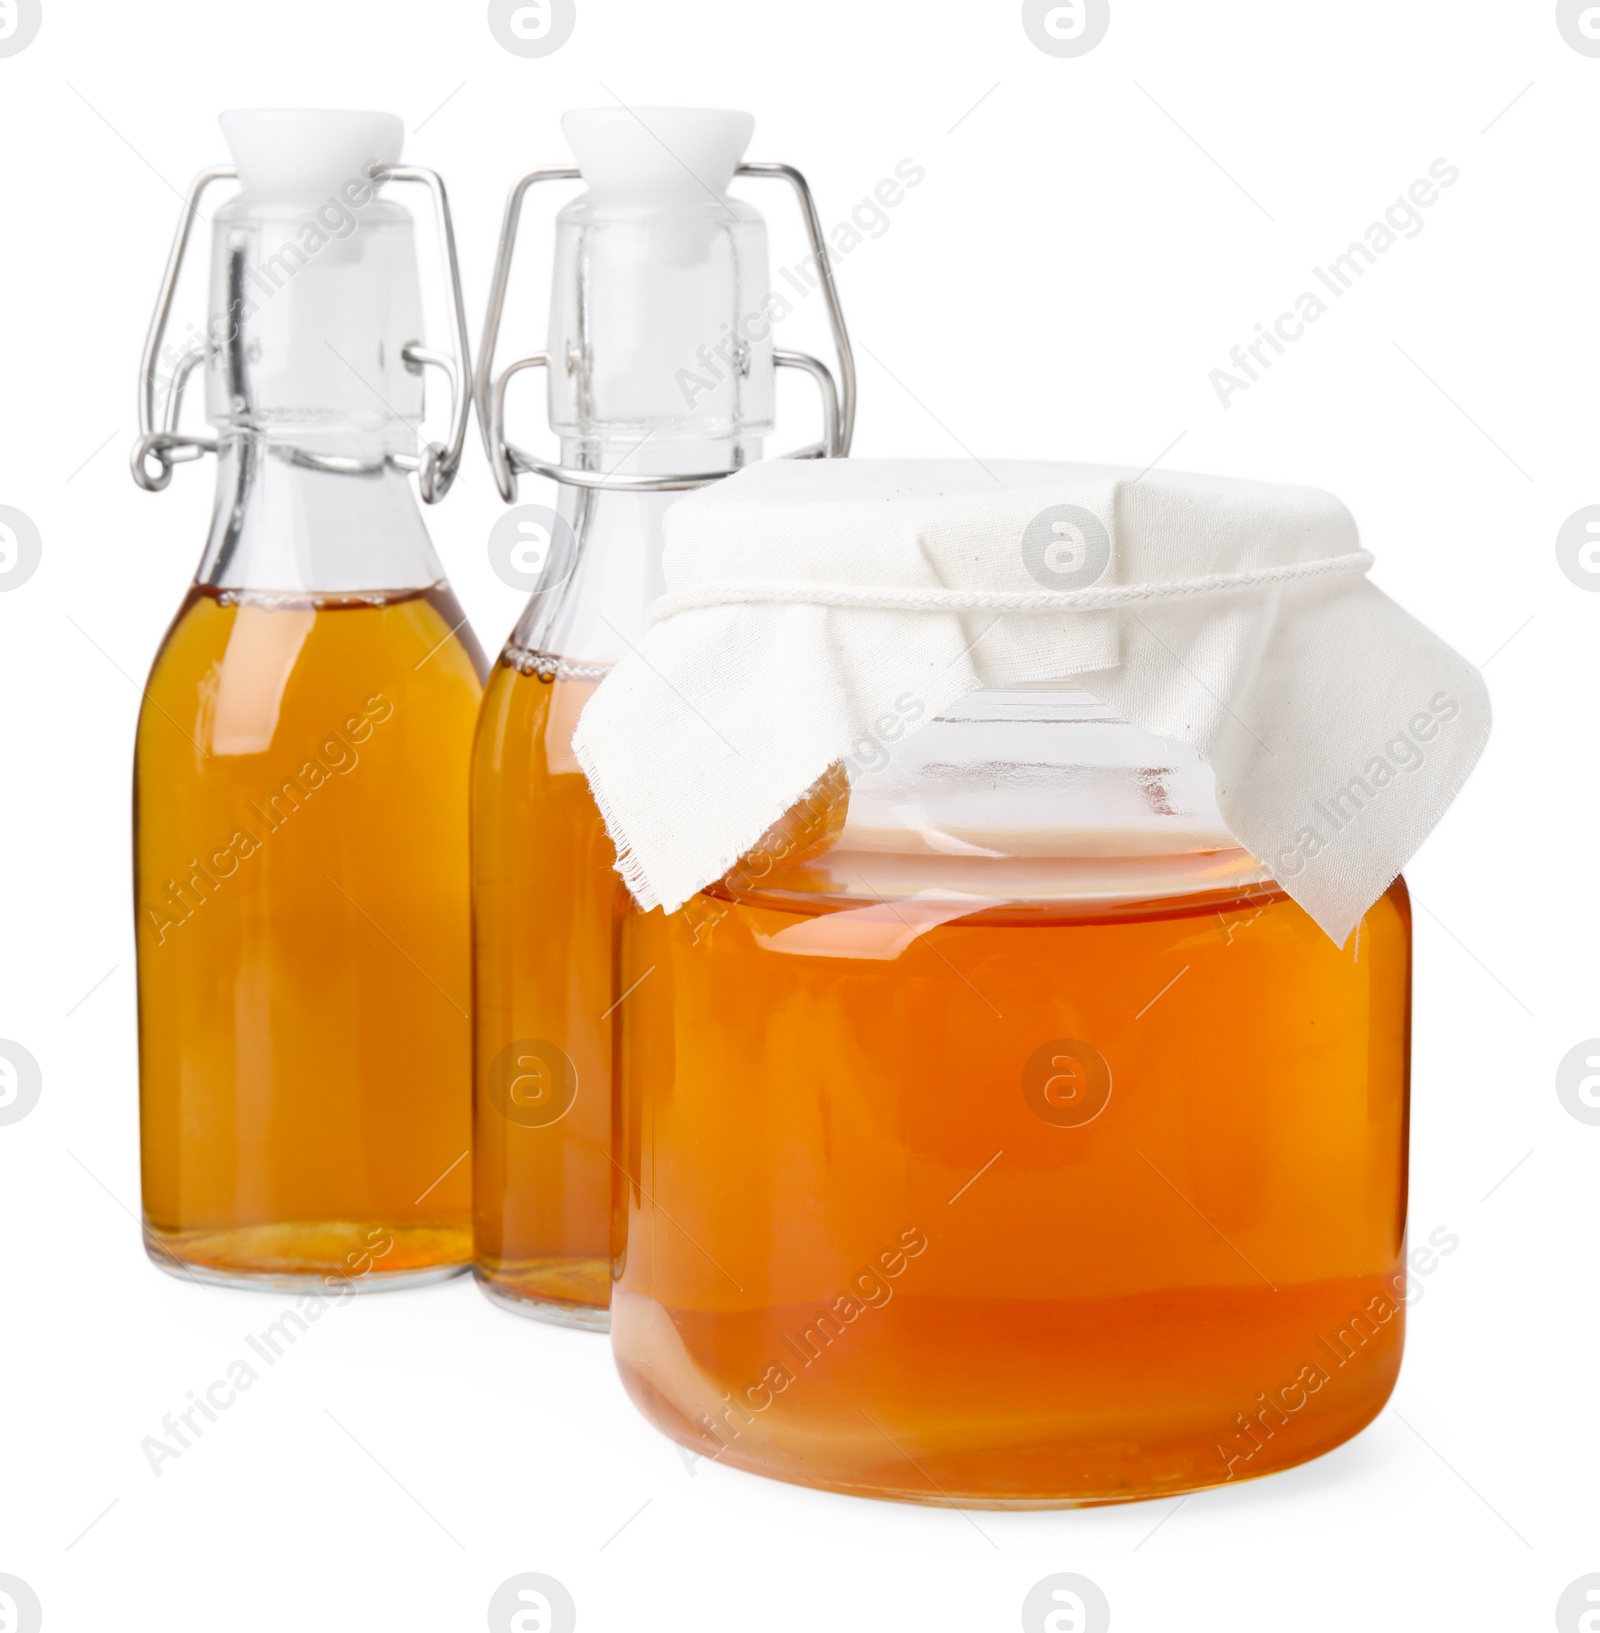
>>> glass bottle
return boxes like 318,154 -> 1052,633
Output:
470,108 -> 853,1325
614,686 -> 1411,1504
131,110 -> 485,1290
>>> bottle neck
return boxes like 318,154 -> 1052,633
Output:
196,432 -> 444,596
508,432 -> 760,667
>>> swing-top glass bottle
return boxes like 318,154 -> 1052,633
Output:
131,110 -> 485,1290
469,107 -> 853,1325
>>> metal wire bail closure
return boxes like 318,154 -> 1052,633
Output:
475,162 -> 858,505
130,164 -> 475,504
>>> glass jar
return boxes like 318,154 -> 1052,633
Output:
613,685 -> 1410,1505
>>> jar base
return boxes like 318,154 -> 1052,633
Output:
472,1265 -> 610,1331
677,1434 -> 1378,1509
635,1393 -> 1392,1509
143,1221 -> 471,1292
612,1284 -> 1402,1507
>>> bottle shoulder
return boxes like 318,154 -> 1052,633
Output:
138,582 -> 483,763
473,662 -> 606,786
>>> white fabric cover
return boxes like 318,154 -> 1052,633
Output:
572,459 -> 1489,945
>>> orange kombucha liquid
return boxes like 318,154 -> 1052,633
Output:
470,658 -> 619,1322
615,875 -> 1411,1505
135,583 -> 486,1285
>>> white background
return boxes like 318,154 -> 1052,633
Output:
0,1 -> 1594,1629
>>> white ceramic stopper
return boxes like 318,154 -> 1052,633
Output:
561,107 -> 755,199
219,108 -> 404,200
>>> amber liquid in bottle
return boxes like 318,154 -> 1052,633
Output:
136,582 -> 486,1284
467,99 -> 780,1321
615,867 -> 1411,1505
471,658 -> 619,1323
